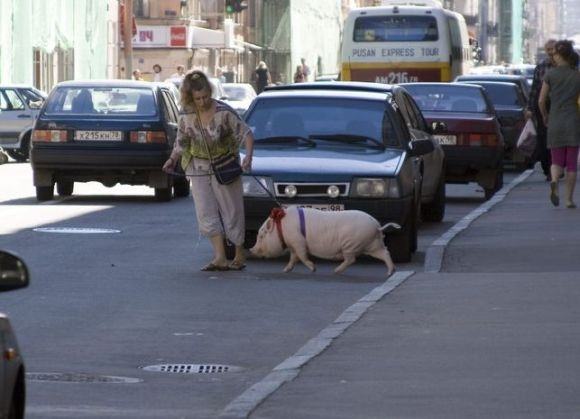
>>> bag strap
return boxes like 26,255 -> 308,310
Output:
193,105 -> 214,164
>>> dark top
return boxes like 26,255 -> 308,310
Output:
543,66 -> 580,148
255,68 -> 269,93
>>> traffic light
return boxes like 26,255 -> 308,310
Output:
226,0 -> 247,14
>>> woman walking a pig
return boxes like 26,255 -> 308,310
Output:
162,70 -> 254,271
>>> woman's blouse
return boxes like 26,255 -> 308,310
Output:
173,100 -> 251,170
544,66 -> 580,148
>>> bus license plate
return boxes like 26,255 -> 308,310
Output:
434,135 -> 457,145
75,131 -> 123,141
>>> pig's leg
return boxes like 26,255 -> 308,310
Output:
366,246 -> 395,276
334,253 -> 356,273
283,252 -> 299,273
291,244 -> 315,272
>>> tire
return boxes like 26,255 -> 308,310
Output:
36,185 -> 54,201
484,167 -> 504,201
421,174 -> 446,222
56,181 -> 74,196
6,136 -> 30,162
8,371 -> 25,419
385,211 -> 416,263
154,187 -> 172,202
173,178 -> 190,198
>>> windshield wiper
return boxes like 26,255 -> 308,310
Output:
308,134 -> 385,149
255,136 -> 317,147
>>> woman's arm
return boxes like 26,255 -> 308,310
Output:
241,130 -> 254,172
163,116 -> 187,172
538,82 -> 550,126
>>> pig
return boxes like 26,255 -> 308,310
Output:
250,206 -> 399,275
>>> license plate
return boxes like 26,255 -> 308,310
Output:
75,130 -> 123,141
433,135 -> 457,145
283,204 -> 344,211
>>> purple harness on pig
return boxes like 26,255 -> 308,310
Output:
269,206 -> 306,250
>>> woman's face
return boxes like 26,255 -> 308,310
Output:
192,88 -> 212,111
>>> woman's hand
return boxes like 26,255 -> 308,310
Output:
242,154 -> 252,172
162,156 -> 177,173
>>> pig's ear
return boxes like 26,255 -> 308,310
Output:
266,218 -> 274,232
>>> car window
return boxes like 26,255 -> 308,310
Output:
470,83 -> 523,107
397,93 -> 420,130
45,87 -> 158,116
404,84 -> 489,113
1,89 -> 25,110
20,88 -> 45,106
160,91 -> 178,123
246,97 -> 401,147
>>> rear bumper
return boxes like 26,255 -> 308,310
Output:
443,145 -> 503,181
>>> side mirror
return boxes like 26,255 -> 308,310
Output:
408,138 -> 435,157
0,251 -> 29,292
430,121 -> 448,134
29,100 -> 43,109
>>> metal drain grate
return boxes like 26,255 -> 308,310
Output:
142,364 -> 242,374
33,227 -> 121,234
26,372 -> 141,383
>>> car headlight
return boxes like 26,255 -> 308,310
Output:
351,178 -> 400,198
242,176 -> 274,197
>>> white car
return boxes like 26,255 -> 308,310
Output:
0,250 -> 29,419
0,85 -> 47,162
222,83 -> 257,115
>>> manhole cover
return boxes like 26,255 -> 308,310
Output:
33,227 -> 121,234
26,373 -> 141,383
142,364 -> 242,374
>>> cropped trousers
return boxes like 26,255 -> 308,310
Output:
187,158 -> 245,246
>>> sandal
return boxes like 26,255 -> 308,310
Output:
229,260 -> 246,271
200,262 -> 230,272
566,202 -> 576,209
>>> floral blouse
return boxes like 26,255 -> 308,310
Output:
173,100 -> 251,170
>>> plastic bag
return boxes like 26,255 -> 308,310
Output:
516,119 -> 537,158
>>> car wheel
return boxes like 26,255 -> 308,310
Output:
8,371 -> 25,419
244,230 -> 258,249
56,181 -> 74,196
6,135 -> 30,162
421,173 -> 446,222
484,167 -> 504,200
36,185 -> 54,201
154,187 -> 173,202
173,178 -> 190,198
385,211 -> 415,263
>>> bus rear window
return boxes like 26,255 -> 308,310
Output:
354,15 -> 438,42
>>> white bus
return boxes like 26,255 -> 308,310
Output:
341,0 -> 472,83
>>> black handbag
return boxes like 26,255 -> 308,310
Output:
196,109 -> 242,185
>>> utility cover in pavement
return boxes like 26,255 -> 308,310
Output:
26,372 -> 141,383
142,364 -> 242,374
33,227 -> 121,234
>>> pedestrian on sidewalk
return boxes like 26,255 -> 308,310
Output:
253,61 -> 271,94
526,39 -> 556,180
293,65 -> 306,83
538,39 -> 580,208
162,70 -> 254,271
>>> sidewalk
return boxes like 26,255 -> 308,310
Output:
248,169 -> 580,419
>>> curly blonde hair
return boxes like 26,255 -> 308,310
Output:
180,70 -> 213,109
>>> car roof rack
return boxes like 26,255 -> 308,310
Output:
264,82 -> 395,94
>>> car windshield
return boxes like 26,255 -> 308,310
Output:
246,97 -> 399,147
403,85 -> 490,113
468,83 -> 524,107
223,86 -> 253,101
45,87 -> 158,116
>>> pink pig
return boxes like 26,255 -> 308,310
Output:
250,206 -> 398,275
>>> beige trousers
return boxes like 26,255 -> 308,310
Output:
187,158 -> 245,246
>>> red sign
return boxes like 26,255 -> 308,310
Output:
170,26 -> 187,47
350,68 -> 444,83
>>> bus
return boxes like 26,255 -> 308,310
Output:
341,0 -> 472,83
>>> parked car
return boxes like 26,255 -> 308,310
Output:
454,74 -> 530,102
403,82 -> 504,200
222,83 -> 257,116
0,84 -> 47,162
241,82 -> 445,262
456,81 -> 528,169
315,74 -> 339,82
0,250 -> 29,419
505,64 -> 535,87
30,80 -> 189,201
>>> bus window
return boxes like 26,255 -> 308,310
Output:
353,16 -> 439,42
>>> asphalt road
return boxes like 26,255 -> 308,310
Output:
0,161 -> 519,418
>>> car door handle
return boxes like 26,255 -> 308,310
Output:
17,114 -> 31,118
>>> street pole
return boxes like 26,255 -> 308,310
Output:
123,0 -> 133,79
